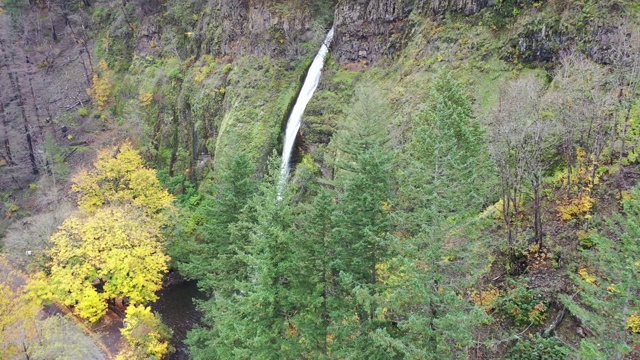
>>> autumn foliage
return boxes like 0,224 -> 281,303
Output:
30,143 -> 174,323
87,59 -> 113,111
120,305 -> 173,359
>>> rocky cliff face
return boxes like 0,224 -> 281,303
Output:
221,1 -> 312,58
332,0 -> 409,64
332,0 -> 490,64
181,0 -> 493,64
188,0 -> 322,60
428,0 -> 490,15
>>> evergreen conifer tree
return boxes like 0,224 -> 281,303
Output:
178,151 -> 258,295
327,86 -> 399,358
187,158 -> 300,359
560,185 -> 640,358
400,72 -> 493,232
291,188 -> 338,358
382,73 -> 492,357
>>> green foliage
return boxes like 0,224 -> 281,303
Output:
577,229 -> 596,249
310,0 -> 335,26
330,85 -> 394,285
42,135 -> 71,181
499,285 -> 548,326
0,0 -> 26,17
325,86 -> 399,358
77,107 -> 89,116
506,334 -> 570,360
560,184 -> 640,358
94,12 -> 137,72
483,0 -> 524,28
399,71 -> 494,231
185,76 -> 495,359
175,151 -> 257,293
213,56 -> 304,166
186,157 -> 299,359
157,171 -> 197,204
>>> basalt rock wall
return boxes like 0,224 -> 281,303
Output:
332,0 -> 491,64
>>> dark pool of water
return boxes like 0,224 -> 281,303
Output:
151,281 -> 206,360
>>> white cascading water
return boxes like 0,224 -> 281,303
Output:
278,27 -> 335,198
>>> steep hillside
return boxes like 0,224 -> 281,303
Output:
1,0 -> 640,359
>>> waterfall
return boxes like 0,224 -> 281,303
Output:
278,27 -> 335,198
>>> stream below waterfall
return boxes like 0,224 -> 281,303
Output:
151,281 -> 205,360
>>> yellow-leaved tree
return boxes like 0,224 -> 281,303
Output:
31,142 -> 174,323
118,305 -> 173,359
72,142 -> 174,215
87,59 -> 113,111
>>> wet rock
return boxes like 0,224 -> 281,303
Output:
505,19 -> 570,64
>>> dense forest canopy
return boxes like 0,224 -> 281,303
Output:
1,0 -> 640,359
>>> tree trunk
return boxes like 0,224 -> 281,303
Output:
28,78 -> 52,175
533,177 -> 542,246
0,102 -> 15,165
5,67 -> 39,175
51,21 -> 57,42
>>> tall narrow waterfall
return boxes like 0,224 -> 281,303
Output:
278,27 -> 335,197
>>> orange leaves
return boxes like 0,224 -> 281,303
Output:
470,287 -> 501,313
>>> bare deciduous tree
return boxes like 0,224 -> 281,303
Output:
547,51 -> 615,197
488,75 -> 555,248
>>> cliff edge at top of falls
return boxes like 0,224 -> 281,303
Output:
177,0 -> 492,64
332,0 -> 489,64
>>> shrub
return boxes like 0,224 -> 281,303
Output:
577,229 -> 596,249
578,268 -> 597,286
471,286 -> 502,313
87,60 -> 113,111
627,312 -> 640,333
500,286 -> 548,326
121,305 -> 173,359
506,334 -> 570,360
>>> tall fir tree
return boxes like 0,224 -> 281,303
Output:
187,157 -> 300,359
400,71 -> 493,233
291,188 -> 338,358
327,86 -> 399,358
383,72 -> 492,358
177,150 -> 258,296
